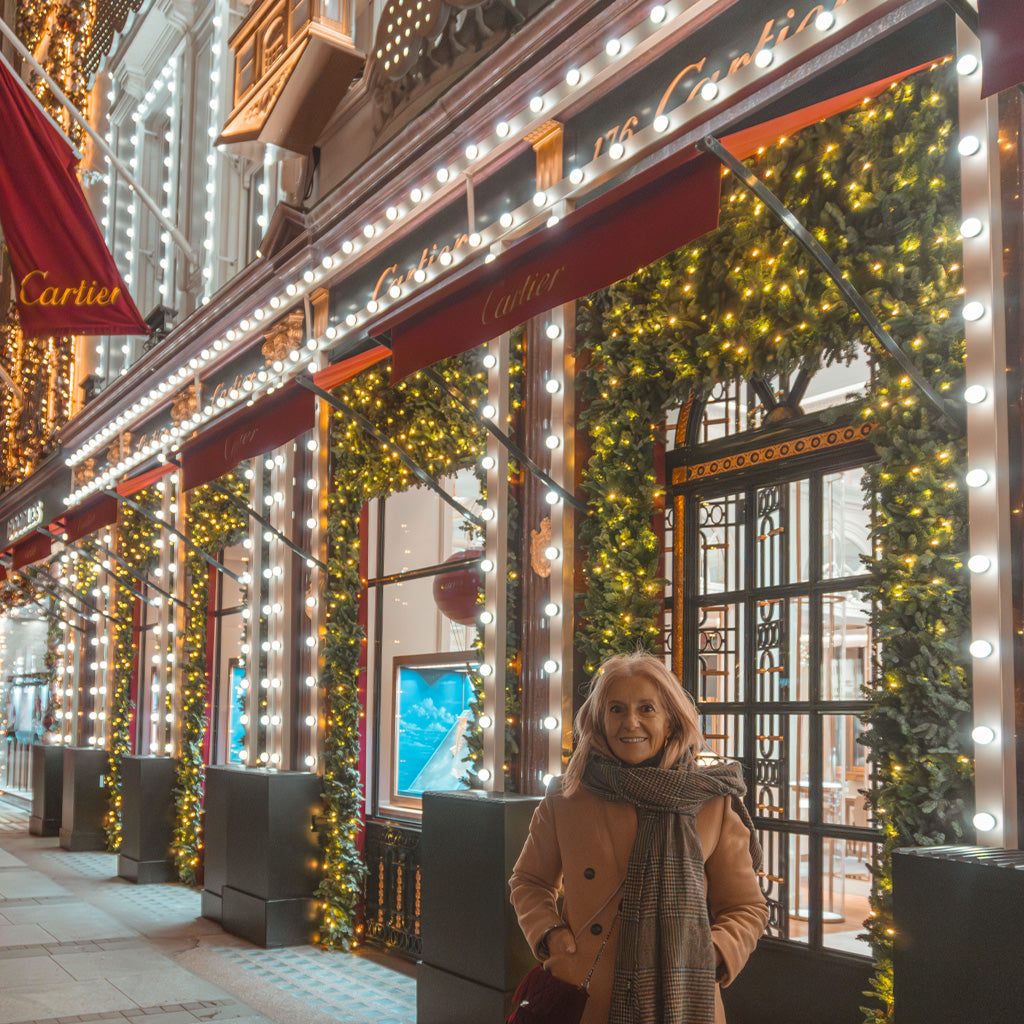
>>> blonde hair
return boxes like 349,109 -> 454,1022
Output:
561,651 -> 704,796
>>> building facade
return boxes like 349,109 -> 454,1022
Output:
2,0 -> 1023,1020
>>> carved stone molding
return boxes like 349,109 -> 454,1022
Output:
171,383 -> 198,426
262,309 -> 305,366
530,515 -> 552,578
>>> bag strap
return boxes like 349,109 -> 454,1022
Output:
582,912 -> 619,992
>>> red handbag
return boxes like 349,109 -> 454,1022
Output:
507,915 -> 618,1024
506,965 -> 589,1024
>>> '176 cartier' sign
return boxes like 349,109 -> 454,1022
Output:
6,500 -> 44,545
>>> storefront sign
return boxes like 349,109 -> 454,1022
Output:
5,500 -> 44,545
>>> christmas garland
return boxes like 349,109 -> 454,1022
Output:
102,486 -> 162,849
577,63 -> 969,1021
318,355 -> 491,948
171,473 -> 248,884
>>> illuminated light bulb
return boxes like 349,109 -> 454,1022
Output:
346,314 -> 358,327
967,555 -> 992,574
469,232 -> 482,246
479,663 -> 493,677
962,300 -> 985,322
479,610 -> 494,624
545,545 -> 560,560
439,251 -> 453,266
542,772 -> 555,787
814,10 -> 835,30
479,714 -> 493,728
543,659 -> 558,674
973,811 -> 997,832
965,468 -> 990,488
653,114 -> 670,133
566,68 -> 581,87
481,559 -> 495,573
483,353 -> 497,368
496,121 -> 510,137
386,206 -> 398,221
529,96 -> 545,114
481,507 -> 496,521
363,224 -> 375,238
964,384 -> 988,404
305,715 -> 316,727
545,323 -> 561,340
972,725 -> 996,745
465,144 -> 478,160
700,81 -> 719,101
754,48 -> 773,68
544,601 -> 559,616
303,269 -> 316,283
969,638 -> 994,658
477,768 -> 492,783
650,5 -> 666,23
499,212 -> 514,229
482,404 -> 497,419
367,299 -> 379,313
608,141 -> 625,160
605,38 -> 622,56
545,434 -> 560,449
545,378 -> 561,394
956,53 -> 980,76
342,240 -> 354,254
958,135 -> 981,157
542,715 -> 559,730
305,755 -> 316,767
960,217 -> 983,238
481,455 -> 496,470
546,214 -> 560,228
545,491 -> 560,505
305,675 -> 316,687
533,190 -> 547,207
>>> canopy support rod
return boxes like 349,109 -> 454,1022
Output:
422,366 -> 587,512
0,17 -> 199,266
21,565 -> 124,625
698,134 -> 965,432
2,577 -> 85,632
172,464 -> 328,574
295,375 -> 487,528
105,490 -> 244,584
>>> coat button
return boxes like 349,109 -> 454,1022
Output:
590,923 -> 603,936
583,868 -> 595,879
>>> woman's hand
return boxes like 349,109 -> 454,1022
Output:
544,926 -> 577,958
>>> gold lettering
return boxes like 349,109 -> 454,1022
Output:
373,264 -> 400,301
480,265 -> 568,326
654,58 -> 706,120
17,270 -> 123,307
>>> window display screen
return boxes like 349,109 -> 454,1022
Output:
394,663 -> 475,797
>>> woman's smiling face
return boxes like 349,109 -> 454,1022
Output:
602,674 -> 671,765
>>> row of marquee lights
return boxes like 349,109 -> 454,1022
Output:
45,3 -> 1001,794
954,47 -> 1005,839
65,0 -> 860,502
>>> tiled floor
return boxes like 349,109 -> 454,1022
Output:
0,798 -> 416,1024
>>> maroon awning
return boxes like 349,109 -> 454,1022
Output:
378,149 -> 721,381
978,0 -> 1024,98
180,381 -> 315,491
116,462 -> 175,497
11,531 -> 51,569
62,493 -> 118,543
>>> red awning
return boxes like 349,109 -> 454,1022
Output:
116,462 -> 175,498
313,345 -> 391,389
11,531 -> 51,569
62,493 -> 119,543
180,381 -> 315,491
375,61 -> 941,382
379,150 -> 721,381
978,0 -> 1024,98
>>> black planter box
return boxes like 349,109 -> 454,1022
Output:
893,845 -> 1024,1024
59,746 -> 110,851
29,743 -> 64,836
118,756 -> 176,883
418,789 -> 541,1024
203,766 -> 322,947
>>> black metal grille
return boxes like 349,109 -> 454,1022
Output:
362,820 -> 422,958
82,0 -> 146,79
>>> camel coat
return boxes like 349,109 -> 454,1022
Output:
509,779 -> 769,1024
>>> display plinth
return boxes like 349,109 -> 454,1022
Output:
59,746 -> 110,851
417,789 -> 541,1024
117,756 -> 176,883
29,743 -> 64,836
202,766 -> 322,947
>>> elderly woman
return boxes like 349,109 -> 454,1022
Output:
509,652 -> 768,1024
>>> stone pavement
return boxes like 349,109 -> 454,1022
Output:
0,798 -> 415,1024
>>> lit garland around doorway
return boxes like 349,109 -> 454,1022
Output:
577,63 -> 970,1022
170,473 -> 248,884
317,355 -> 489,948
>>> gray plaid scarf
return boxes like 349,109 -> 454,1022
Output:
582,755 -> 761,1024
